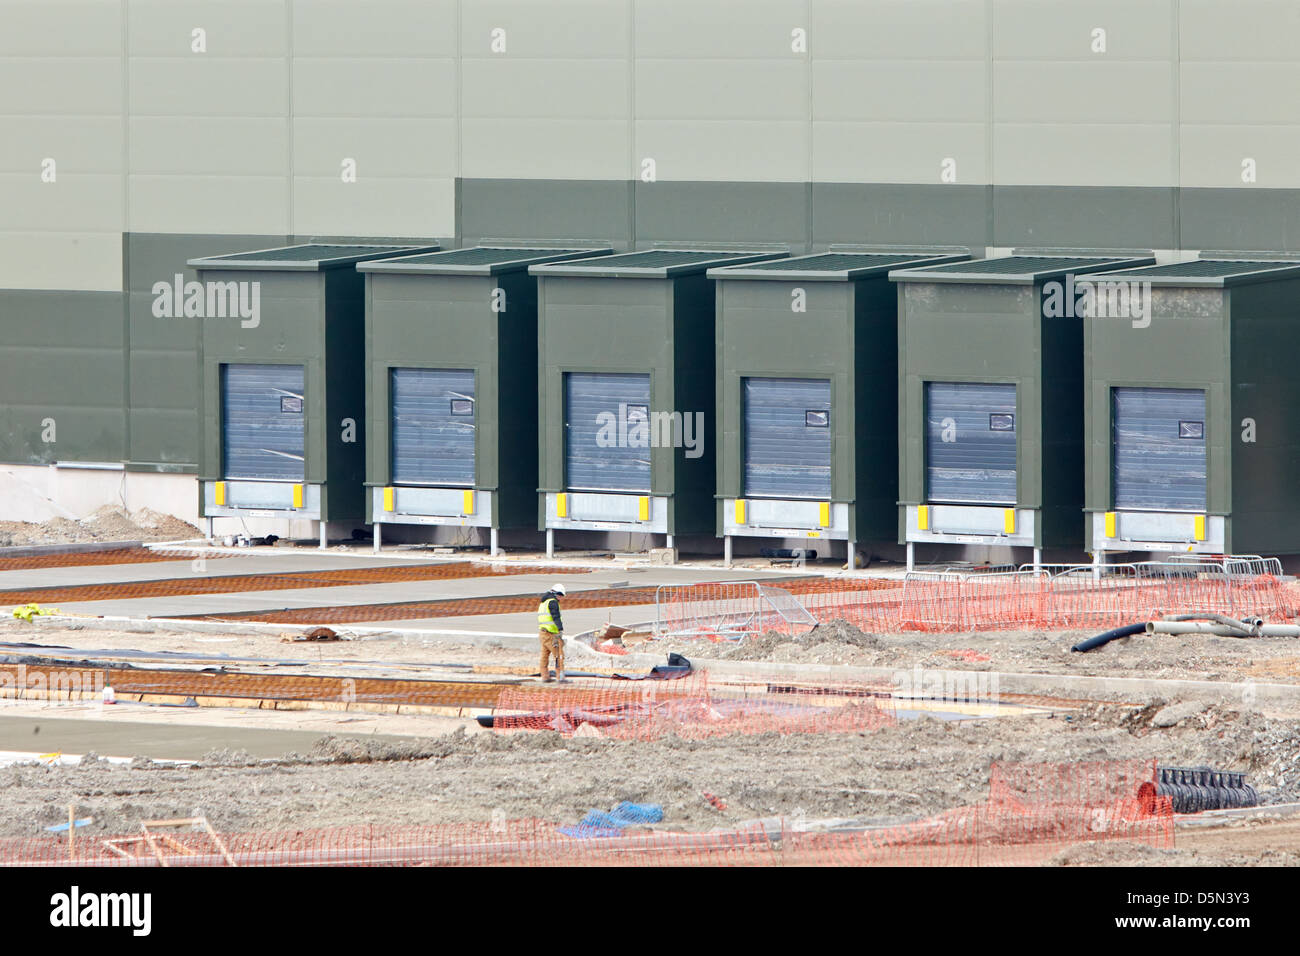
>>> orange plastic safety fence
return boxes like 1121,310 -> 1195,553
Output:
780,798 -> 1173,867
0,804 -> 1170,867
0,761 -> 1172,867
989,758 -> 1160,810
793,572 -> 1295,634
492,673 -> 897,740
0,820 -> 779,868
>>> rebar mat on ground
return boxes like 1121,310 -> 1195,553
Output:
0,561 -> 593,606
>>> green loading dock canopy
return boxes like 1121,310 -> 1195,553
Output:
1081,253 -> 1300,555
190,242 -> 438,523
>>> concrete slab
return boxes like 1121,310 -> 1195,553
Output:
0,712 -> 417,762
0,699 -> 481,750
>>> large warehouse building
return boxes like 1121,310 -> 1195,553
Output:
3,0 -> 1299,561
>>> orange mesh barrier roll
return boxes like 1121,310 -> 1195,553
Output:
492,673 -> 897,740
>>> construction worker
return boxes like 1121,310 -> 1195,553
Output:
537,583 -> 566,683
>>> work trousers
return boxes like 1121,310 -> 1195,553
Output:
539,629 -> 564,680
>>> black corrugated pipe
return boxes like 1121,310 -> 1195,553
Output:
1070,622 -> 1147,653
1138,766 -> 1260,814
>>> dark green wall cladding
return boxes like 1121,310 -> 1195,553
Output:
898,281 -> 1087,549
536,273 -> 715,536
1084,288 -> 1228,550
852,280 -> 903,544
1085,278 -> 1300,555
126,233 -> 287,471
197,268 -> 367,522
1227,280 -> 1300,554
0,289 -> 126,464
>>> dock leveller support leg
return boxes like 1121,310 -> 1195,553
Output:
319,520 -> 327,550
373,522 -> 382,554
546,528 -> 554,559
490,527 -> 499,557
847,538 -> 856,572
724,535 -> 732,569
1033,547 -> 1042,574
906,541 -> 915,572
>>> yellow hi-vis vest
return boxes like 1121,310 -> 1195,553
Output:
537,599 -> 559,634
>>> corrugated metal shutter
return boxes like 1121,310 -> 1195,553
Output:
925,381 -> 1017,504
391,368 -> 476,486
564,372 -> 651,492
1112,387 -> 1206,511
743,377 -> 832,499
221,364 -> 305,481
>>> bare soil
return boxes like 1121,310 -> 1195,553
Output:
1,701 -> 1296,854
0,505 -> 199,548
1,619 -> 1297,864
661,618 -> 1300,685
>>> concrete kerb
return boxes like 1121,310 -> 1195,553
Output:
0,540 -> 145,558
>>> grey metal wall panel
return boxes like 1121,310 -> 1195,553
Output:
993,186 -> 1176,249
1180,188 -> 1300,252
458,179 -> 633,249
635,181 -> 808,250
564,371 -> 650,492
390,367 -> 476,486
925,381 -> 1017,505
1112,386 -> 1206,512
811,183 -> 989,251
221,363 -> 305,481
743,377 -> 832,499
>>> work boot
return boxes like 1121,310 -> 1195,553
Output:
555,671 -> 566,684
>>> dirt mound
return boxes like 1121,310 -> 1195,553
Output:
0,505 -> 199,547
719,619 -> 887,663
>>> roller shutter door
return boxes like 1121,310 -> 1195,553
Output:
221,363 -> 305,481
391,368 -> 476,486
564,372 -> 651,492
743,377 -> 832,499
1112,387 -> 1206,511
925,381 -> 1017,505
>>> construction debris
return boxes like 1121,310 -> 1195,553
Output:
285,627 -> 343,643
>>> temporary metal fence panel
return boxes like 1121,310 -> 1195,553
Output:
653,581 -> 815,639
800,559 -> 1292,633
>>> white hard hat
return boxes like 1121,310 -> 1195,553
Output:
550,583 -> 567,596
